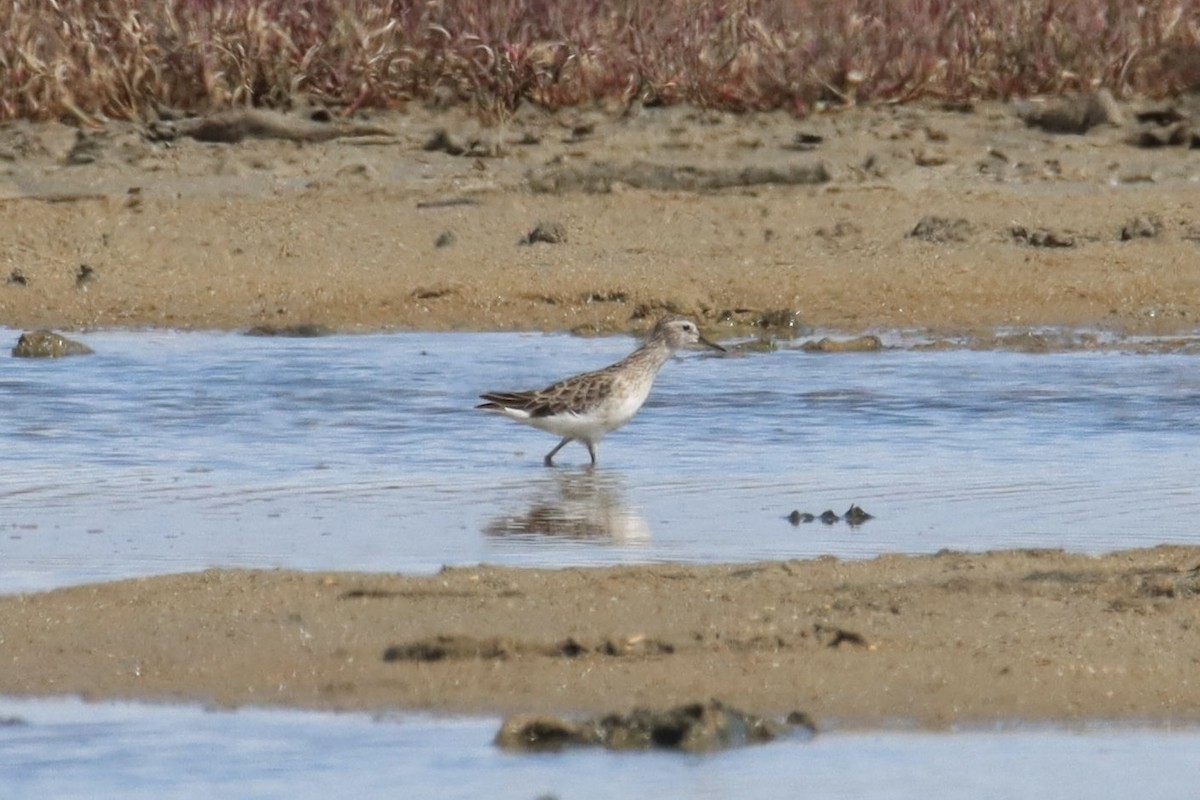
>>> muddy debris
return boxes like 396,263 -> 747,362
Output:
6,269 -> 28,286
1134,106 -> 1187,127
630,300 -> 694,321
423,128 -> 498,157
412,285 -> 457,300
64,130 -> 107,165
74,264 -> 96,289
520,221 -> 567,245
1127,103 -> 1200,148
148,108 -> 393,144
415,197 -> 480,210
581,290 -> 629,304
1010,225 -> 1076,248
495,716 -> 594,752
913,148 -> 949,167
789,505 -> 874,527
785,131 -> 824,151
716,308 -> 806,337
579,635 -> 675,657
382,633 -> 675,662
1120,214 -> 1163,241
1128,122 -> 1197,148
726,337 -> 777,354
908,215 -> 972,243
243,323 -> 334,337
526,161 -> 830,193
12,330 -> 93,358
801,335 -> 883,353
566,122 -> 595,142
1013,89 -> 1123,134
815,220 -> 862,239
975,331 -> 1062,353
815,624 -> 871,649
434,231 -> 457,248
383,635 -> 513,662
423,128 -> 467,155
496,699 -> 813,753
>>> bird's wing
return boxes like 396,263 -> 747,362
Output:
480,369 -> 616,417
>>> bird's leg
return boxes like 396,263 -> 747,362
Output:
585,441 -> 598,466
544,437 -> 573,467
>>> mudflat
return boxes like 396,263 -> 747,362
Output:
2,547 -> 1199,726
4,99 -> 1200,726
2,100 -> 1200,339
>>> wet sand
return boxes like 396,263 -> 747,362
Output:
4,99 -> 1200,726
2,100 -> 1200,339
2,547 -> 1199,726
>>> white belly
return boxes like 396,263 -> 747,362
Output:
528,378 -> 653,441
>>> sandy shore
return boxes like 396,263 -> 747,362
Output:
3,547 -> 1199,726
4,98 -> 1200,726
2,100 -> 1200,340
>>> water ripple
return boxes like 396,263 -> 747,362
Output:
2,329 -> 1199,590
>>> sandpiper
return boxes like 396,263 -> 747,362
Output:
477,315 -> 725,466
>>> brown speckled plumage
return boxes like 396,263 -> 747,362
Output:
478,315 -> 724,466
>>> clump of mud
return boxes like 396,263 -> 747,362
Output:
496,699 -> 816,752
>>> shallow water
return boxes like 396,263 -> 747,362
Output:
5,328 -> 1200,793
1,697 -> 1197,800
3,329 -> 1200,592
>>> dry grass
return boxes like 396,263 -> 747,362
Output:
3,0 -> 1200,123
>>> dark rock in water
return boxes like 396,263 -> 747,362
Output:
495,716 -> 598,751
727,337 -> 777,354
786,710 -> 818,730
520,221 -> 567,245
908,215 -> 972,243
792,506 -> 871,526
12,330 -> 93,358
787,510 -> 815,526
844,505 -> 874,526
244,324 -> 334,337
802,335 -> 882,353
496,699 -> 812,753
599,701 -> 778,752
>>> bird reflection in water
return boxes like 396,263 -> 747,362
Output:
484,469 -> 650,543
